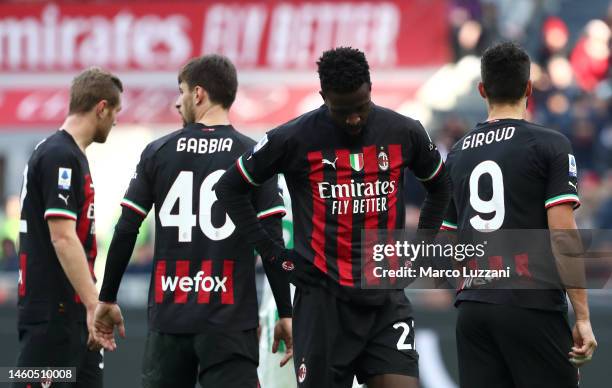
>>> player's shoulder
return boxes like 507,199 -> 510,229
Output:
521,121 -> 570,146
371,104 -> 423,131
229,127 -> 257,149
269,105 -> 327,138
141,127 -> 186,158
34,131 -> 82,165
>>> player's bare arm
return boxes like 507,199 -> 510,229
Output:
48,217 -> 101,350
547,203 -> 597,366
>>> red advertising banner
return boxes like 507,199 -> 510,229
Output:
0,0 -> 450,71
0,82 -> 423,129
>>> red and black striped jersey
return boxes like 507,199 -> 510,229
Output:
119,123 -> 285,333
237,104 -> 443,288
18,130 -> 97,325
443,119 -> 580,311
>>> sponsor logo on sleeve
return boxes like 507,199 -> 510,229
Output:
58,167 -> 72,189
253,134 -> 269,153
569,154 -> 577,177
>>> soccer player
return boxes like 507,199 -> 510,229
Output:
442,42 -> 597,388
15,68 -> 123,388
216,47 -> 451,388
93,55 -> 292,388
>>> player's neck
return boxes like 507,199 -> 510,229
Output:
195,104 -> 230,126
486,101 -> 527,122
60,115 -> 94,152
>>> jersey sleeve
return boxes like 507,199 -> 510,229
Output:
120,145 -> 155,217
235,128 -> 288,187
408,121 -> 444,182
441,198 -> 458,231
542,134 -> 580,210
440,154 -> 457,230
39,148 -> 82,221
253,174 -> 287,220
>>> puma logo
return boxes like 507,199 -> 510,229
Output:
322,157 -> 338,170
568,181 -> 577,191
58,193 -> 69,206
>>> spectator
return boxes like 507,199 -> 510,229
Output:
570,19 -> 611,92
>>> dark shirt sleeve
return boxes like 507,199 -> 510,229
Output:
99,148 -> 153,302
252,173 -> 291,317
541,134 -> 580,210
216,130 -> 289,259
407,121 -> 451,231
39,148 -> 82,221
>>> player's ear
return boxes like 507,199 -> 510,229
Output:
95,100 -> 108,117
525,80 -> 533,98
477,82 -> 487,99
193,85 -> 207,106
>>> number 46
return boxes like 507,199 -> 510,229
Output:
159,170 -> 235,242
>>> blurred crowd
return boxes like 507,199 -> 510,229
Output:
422,0 -> 612,230
1,0 -> 611,278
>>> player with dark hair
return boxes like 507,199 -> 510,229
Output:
442,42 -> 597,387
93,55 -> 292,387
216,47 -> 452,388
16,67 -> 123,387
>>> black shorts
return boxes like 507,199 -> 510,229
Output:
456,301 -> 579,388
14,319 -> 103,388
293,286 -> 419,388
142,327 -> 259,388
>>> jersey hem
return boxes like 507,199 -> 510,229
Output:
257,206 -> 287,219
416,159 -> 443,182
121,198 -> 148,216
44,208 -> 77,220
237,156 -> 260,186
544,194 -> 580,210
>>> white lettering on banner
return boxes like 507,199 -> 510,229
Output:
202,4 -> 267,67
0,2 -> 400,70
0,4 -> 191,70
266,2 -> 399,68
161,271 -> 228,293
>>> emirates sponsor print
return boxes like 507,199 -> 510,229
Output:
317,148 -> 398,215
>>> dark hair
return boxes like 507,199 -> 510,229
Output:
481,42 -> 531,104
178,55 -> 238,109
68,67 -> 123,114
317,47 -> 371,94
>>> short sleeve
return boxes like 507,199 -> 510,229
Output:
441,198 -> 458,231
252,175 -> 287,220
236,129 -> 287,186
40,149 -> 81,221
543,135 -> 580,210
409,121 -> 444,182
120,147 -> 154,217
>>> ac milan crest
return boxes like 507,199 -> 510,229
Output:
298,362 -> 307,383
378,151 -> 389,171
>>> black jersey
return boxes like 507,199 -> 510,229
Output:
120,123 -> 285,333
18,130 -> 97,325
237,104 -> 443,288
443,119 -> 580,311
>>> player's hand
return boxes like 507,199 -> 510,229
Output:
271,249 -> 322,288
93,302 -> 126,352
272,317 -> 293,367
86,303 -> 103,352
569,319 -> 597,366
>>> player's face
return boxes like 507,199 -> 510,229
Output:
94,98 -> 121,143
322,82 -> 372,136
176,81 -> 196,125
